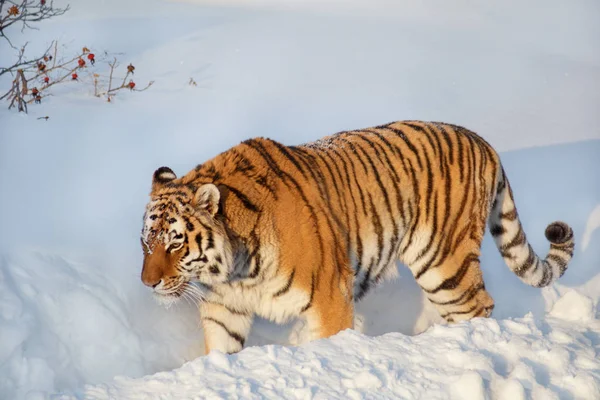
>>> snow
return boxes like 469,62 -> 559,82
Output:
1,0 -> 599,399
58,309 -> 600,400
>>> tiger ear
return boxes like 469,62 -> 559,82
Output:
193,184 -> 220,216
152,166 -> 177,190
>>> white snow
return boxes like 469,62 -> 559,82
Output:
582,204 -> 600,251
58,311 -> 600,400
1,0 -> 599,399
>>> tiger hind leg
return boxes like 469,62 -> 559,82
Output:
411,249 -> 495,323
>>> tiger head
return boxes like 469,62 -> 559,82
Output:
140,167 -> 234,306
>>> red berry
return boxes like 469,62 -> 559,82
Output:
78,58 -> 85,67
128,81 -> 136,89
72,73 -> 78,80
87,53 -> 95,60
43,76 -> 49,83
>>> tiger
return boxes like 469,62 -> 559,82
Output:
140,120 -> 574,355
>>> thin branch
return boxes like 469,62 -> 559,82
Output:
0,0 -> 69,42
0,40 -> 54,78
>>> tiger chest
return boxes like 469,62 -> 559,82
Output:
218,277 -> 311,324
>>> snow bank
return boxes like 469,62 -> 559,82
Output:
0,252 -> 204,400
65,300 -> 599,400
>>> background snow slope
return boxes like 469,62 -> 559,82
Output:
0,0 -> 598,399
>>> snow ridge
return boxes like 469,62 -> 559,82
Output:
69,302 -> 599,400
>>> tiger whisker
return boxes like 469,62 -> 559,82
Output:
184,289 -> 203,305
185,284 -> 207,303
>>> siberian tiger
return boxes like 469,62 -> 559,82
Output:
140,120 -> 574,355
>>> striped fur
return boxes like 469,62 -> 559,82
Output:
140,120 -> 574,354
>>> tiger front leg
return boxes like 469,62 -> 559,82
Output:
200,301 -> 254,355
302,270 -> 355,341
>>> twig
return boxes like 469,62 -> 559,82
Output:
0,0 -> 69,49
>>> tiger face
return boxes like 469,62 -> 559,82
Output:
140,167 -> 234,306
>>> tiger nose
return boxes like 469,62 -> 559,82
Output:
141,265 -> 163,288
141,274 -> 162,288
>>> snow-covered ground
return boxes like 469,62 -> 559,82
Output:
1,0 -> 599,399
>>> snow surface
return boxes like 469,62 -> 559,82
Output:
65,304 -> 600,400
1,0 -> 599,399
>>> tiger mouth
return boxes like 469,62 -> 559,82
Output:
152,291 -> 182,308
153,281 -> 206,308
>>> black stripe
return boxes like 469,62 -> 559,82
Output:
435,123 -> 454,165
366,194 -> 385,278
500,228 -> 526,252
270,140 -> 309,180
546,253 -> 568,275
428,283 -> 484,306
422,136 -> 435,225
203,317 -> 245,347
513,246 -> 537,277
413,194 -> 439,280
347,133 -> 397,232
230,149 -> 278,199
424,253 -> 478,294
423,123 -> 446,176
500,209 -> 518,221
385,125 -> 424,170
440,303 -> 479,319
206,230 -> 215,250
355,256 -> 376,301
289,149 -> 345,250
185,255 -> 206,267
287,146 -> 329,203
403,122 -> 440,163
403,122 -> 443,176
219,184 -> 260,213
343,136 -> 396,282
244,140 -> 326,275
231,149 -> 255,173
455,128 -> 465,182
400,157 -> 421,255
537,259 -> 552,287
321,151 -> 353,240
301,273 -> 316,312
329,147 -> 364,271
365,129 -> 408,227
338,145 -> 369,216
204,301 -> 248,316
194,232 -> 203,252
423,160 -> 454,271
357,131 -> 404,267
273,269 -> 296,297
248,248 -> 261,279
337,138 -> 369,175
444,137 -> 474,254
